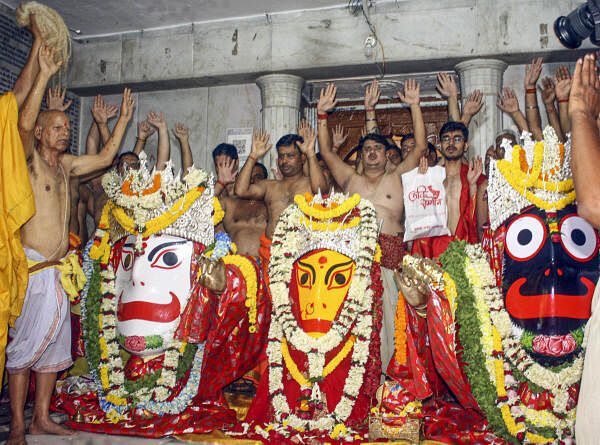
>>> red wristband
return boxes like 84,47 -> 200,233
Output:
525,88 -> 537,94
365,108 -> 375,112
317,113 -> 328,120
558,98 -> 569,103
216,180 -> 225,188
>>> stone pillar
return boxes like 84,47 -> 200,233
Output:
256,74 -> 305,174
455,59 -> 507,160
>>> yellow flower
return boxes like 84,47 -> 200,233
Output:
525,432 -> 554,444
330,423 -> 347,439
222,255 -> 258,332
213,197 -> 224,226
295,193 -> 360,220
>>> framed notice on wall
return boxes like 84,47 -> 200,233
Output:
226,128 -> 253,161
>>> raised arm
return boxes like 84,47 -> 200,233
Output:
316,83 -> 356,190
569,54 -> 600,227
331,123 -> 348,154
234,131 -> 270,200
461,89 -> 484,127
12,14 -> 41,109
364,79 -> 381,134
436,72 -> 460,122
18,44 -> 62,159
298,120 -> 327,193
90,94 -> 119,147
539,76 -> 565,142
524,58 -> 544,141
68,88 -> 135,176
45,85 -> 72,112
146,110 -> 170,170
172,122 -> 193,173
554,65 -> 572,135
214,156 -> 237,198
497,87 -> 529,134
396,79 -> 427,172
134,120 -> 155,155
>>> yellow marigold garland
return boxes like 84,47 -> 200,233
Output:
222,254 -> 258,333
295,193 -> 361,220
497,141 -> 575,211
109,186 -> 205,237
393,290 -> 407,365
213,197 -> 224,226
281,336 -> 356,387
374,244 -> 382,263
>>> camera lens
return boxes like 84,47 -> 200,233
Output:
554,3 -> 595,49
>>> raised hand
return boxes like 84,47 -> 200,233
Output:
317,83 -> 338,114
497,87 -> 520,114
250,130 -> 272,159
554,65 -> 572,100
332,123 -> 348,148
398,79 -> 421,106
171,122 -> 189,141
364,79 -> 381,109
146,110 -> 167,130
137,120 -> 155,140
463,89 -> 484,116
297,118 -> 310,140
436,72 -> 458,97
569,53 -> 600,120
297,121 -> 317,155
46,85 -> 72,111
539,77 -> 556,105
38,44 -> 62,78
525,57 -> 543,89
91,94 -> 118,124
120,88 -> 135,121
215,156 -> 237,184
467,156 -> 483,186
27,12 -> 41,40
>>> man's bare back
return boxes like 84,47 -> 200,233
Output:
221,195 -> 267,257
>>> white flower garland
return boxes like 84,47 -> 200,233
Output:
464,244 -> 582,440
265,194 -> 379,432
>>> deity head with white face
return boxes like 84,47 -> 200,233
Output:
113,234 -> 194,356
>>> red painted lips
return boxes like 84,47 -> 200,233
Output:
117,291 -> 181,323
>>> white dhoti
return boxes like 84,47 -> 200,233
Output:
380,266 -> 399,375
576,278 -> 600,444
5,248 -> 72,374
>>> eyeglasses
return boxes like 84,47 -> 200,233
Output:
441,135 -> 465,143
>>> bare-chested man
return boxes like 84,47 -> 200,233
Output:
411,121 -> 485,259
316,81 -> 427,372
6,43 -> 134,445
235,128 -> 327,285
214,148 -> 268,258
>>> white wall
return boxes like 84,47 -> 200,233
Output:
78,83 -> 261,174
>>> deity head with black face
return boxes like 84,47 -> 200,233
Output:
502,203 -> 599,365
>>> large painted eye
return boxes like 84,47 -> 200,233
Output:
151,249 -> 182,269
121,248 -> 134,271
297,264 -> 313,289
326,264 -> 353,290
505,214 -> 547,261
560,214 -> 599,262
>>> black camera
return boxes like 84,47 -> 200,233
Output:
555,0 -> 600,48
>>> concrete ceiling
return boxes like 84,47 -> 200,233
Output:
0,0 -> 348,38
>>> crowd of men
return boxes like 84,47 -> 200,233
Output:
3,10 -> 600,445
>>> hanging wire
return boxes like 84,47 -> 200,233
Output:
350,0 -> 386,78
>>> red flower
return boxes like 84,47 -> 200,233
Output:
124,335 -> 146,352
532,334 -> 577,357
